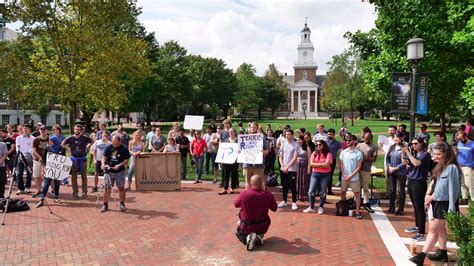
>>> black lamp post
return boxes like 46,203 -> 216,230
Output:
302,102 -> 307,120
406,37 -> 424,142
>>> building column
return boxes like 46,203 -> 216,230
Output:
315,88 -> 318,114
298,90 -> 301,113
290,89 -> 294,113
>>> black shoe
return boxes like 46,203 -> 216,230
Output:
427,249 -> 448,262
91,187 -> 98,193
386,208 -> 395,214
218,190 -> 227,195
396,210 -> 405,216
364,204 -> 374,213
409,252 -> 426,265
100,204 -> 109,213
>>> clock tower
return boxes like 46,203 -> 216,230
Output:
294,20 -> 317,83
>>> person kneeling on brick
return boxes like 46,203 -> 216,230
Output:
234,175 -> 277,251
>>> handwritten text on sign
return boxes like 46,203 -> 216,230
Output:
215,143 -> 238,164
44,153 -> 73,180
237,134 -> 263,164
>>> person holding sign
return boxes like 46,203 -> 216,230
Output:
242,122 -> 268,189
100,136 -> 130,213
278,129 -> 300,211
35,136 -> 65,207
219,128 -> 239,195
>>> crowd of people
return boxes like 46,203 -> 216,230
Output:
0,118 -> 473,261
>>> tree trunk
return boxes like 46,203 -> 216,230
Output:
223,108 -> 228,119
359,109 -> 365,120
82,110 -> 94,132
440,112 -> 446,132
258,109 -> 262,120
145,111 -> 152,126
341,109 -> 345,124
271,109 -> 275,119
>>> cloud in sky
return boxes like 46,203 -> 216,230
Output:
138,0 -> 377,75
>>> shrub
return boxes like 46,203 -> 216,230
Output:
446,201 -> 474,265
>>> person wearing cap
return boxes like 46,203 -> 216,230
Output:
415,123 -> 430,144
31,122 -> 43,138
35,136 -> 65,207
32,125 -> 49,197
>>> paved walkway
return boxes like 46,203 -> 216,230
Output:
0,180 -> 460,265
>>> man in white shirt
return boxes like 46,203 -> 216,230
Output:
15,125 -> 34,194
339,135 -> 363,219
90,133 -> 111,192
278,129 -> 299,211
313,124 -> 328,142
203,126 -> 213,176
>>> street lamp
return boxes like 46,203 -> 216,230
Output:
302,102 -> 307,120
406,37 -> 424,141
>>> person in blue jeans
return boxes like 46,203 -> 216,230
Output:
35,136 -> 64,207
304,140 -> 333,214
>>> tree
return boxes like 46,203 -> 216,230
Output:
262,64 -> 288,119
348,1 -> 473,129
6,0 -> 149,131
234,63 -> 260,121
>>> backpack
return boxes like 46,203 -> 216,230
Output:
0,199 -> 31,213
266,171 -> 279,187
335,198 -> 356,216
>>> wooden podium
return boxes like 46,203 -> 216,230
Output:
134,152 -> 181,191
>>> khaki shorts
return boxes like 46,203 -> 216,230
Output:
243,168 -> 265,182
341,179 -> 361,193
33,160 -> 42,179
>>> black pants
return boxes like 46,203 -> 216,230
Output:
281,171 -> 297,202
328,163 -> 336,193
389,174 -> 407,212
223,163 -> 239,190
205,152 -> 211,175
407,179 -> 427,234
0,167 -> 6,198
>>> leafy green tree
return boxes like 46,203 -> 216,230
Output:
6,0 -> 149,131
234,63 -> 260,121
262,64 -> 288,119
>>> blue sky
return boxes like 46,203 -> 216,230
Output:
7,0 -> 377,75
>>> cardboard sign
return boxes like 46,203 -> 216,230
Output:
237,134 -> 263,164
135,152 -> 181,191
44,153 -> 73,180
183,115 -> 204,130
215,143 -> 238,164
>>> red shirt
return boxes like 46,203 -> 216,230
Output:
234,189 -> 277,234
191,138 -> 207,157
311,151 -> 333,173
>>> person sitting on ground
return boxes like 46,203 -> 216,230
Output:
234,175 -> 277,251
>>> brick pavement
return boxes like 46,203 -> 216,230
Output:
0,179 -> 422,265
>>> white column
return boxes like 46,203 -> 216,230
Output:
307,89 -> 310,113
298,90 -> 301,113
315,87 -> 318,114
290,89 -> 294,113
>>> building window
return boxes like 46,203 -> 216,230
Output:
2,115 -> 10,126
303,70 -> 308,80
55,115 -> 61,125
24,115 -> 31,125
0,91 -> 7,103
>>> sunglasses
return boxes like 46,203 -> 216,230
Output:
316,144 -> 323,147
412,142 -> 419,145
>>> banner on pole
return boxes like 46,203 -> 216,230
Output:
183,115 -> 204,130
416,74 -> 428,115
215,143 -> 239,164
237,134 -> 263,164
44,153 -> 73,180
391,72 -> 412,114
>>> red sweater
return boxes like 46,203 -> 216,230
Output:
234,189 -> 277,234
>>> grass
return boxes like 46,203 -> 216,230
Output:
83,118 -> 440,195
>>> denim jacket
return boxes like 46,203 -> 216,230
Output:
386,147 -> 407,176
432,164 -> 461,212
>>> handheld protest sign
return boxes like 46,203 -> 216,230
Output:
44,153 -> 73,180
215,143 -> 238,164
183,115 -> 204,130
237,134 -> 263,164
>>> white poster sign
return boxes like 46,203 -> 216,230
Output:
237,134 -> 263,164
183,115 -> 204,130
44,153 -> 73,180
215,143 -> 239,164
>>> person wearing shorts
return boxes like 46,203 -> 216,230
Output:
100,135 -> 130,213
90,133 -> 111,192
339,135 -> 363,219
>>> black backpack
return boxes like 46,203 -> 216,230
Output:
335,198 -> 356,216
266,171 -> 279,187
0,199 -> 31,213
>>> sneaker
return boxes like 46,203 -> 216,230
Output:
256,234 -> 264,245
54,198 -> 62,203
32,193 -> 41,198
81,192 -> 87,199
303,207 -> 315,213
405,227 -> 418,233
318,207 -> 324,215
246,233 -> 257,251
35,200 -> 44,208
412,233 -> 425,242
277,201 -> 287,208
427,249 -> 448,262
72,193 -> 79,200
100,204 -> 108,213
16,190 -> 25,195
355,213 -> 362,219
363,204 -> 375,213
25,188 -> 30,193
119,203 -> 127,212
91,187 -> 98,193
291,203 -> 298,210
409,252 -> 426,265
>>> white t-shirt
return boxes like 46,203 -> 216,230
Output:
280,140 -> 300,172
15,135 -> 33,156
339,148 -> 363,182
92,140 -> 111,161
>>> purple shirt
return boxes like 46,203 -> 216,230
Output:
234,189 -> 277,234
